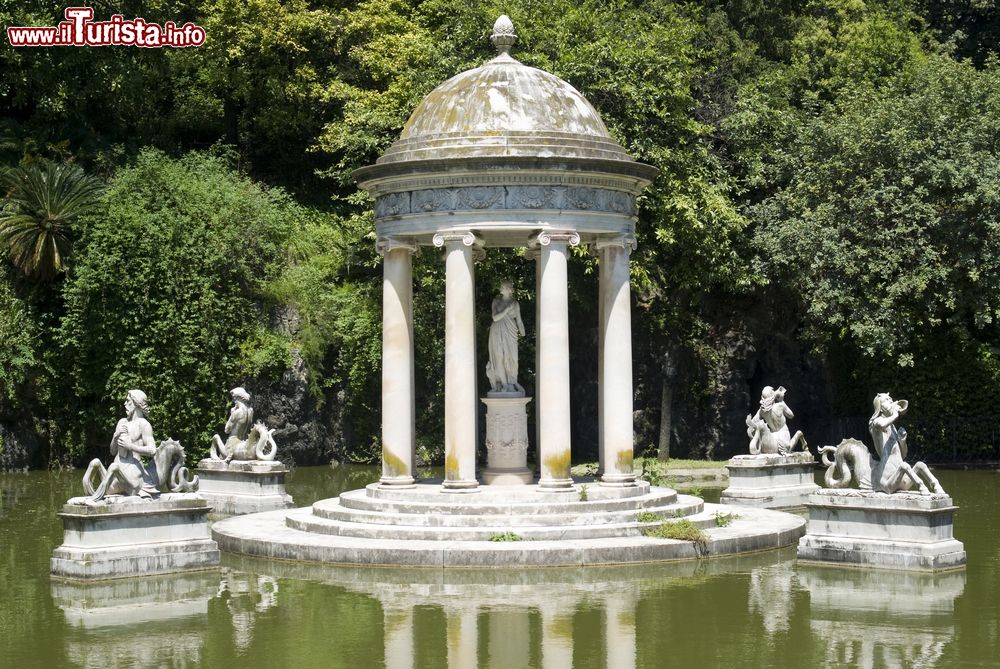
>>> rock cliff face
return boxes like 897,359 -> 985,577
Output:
246,350 -> 344,467
0,416 -> 41,471
630,294 -> 833,461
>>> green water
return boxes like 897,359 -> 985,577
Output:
1,466 -> 997,668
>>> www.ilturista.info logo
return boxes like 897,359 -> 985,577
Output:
7,7 -> 206,48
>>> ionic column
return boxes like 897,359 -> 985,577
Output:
434,231 -> 483,491
597,235 -> 637,486
379,237 -> 418,487
532,230 -> 579,490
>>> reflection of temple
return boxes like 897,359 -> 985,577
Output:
747,564 -> 797,636
217,570 -> 280,654
798,567 -> 965,669
52,572 -> 218,669
222,551 -> 788,669
380,583 -> 639,669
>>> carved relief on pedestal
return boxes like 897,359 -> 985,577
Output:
485,409 -> 529,467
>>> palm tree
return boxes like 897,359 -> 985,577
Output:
0,161 -> 104,280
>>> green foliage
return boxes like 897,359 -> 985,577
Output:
0,273 -> 37,403
0,161 -> 104,280
636,511 -> 660,523
754,54 -> 1000,364
637,458 -> 671,486
578,484 -> 589,502
2,0 -> 999,468
59,149 -> 298,459
714,510 -> 738,527
488,531 -> 523,542
643,519 -> 707,546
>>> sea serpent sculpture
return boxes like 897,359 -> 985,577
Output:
83,438 -> 199,496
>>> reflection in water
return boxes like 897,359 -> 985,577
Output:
221,549 -> 790,668
51,571 -> 219,669
748,564 -> 797,636
797,566 -> 965,669
218,571 -> 280,653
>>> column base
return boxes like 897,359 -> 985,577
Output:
379,475 -> 416,488
598,475 -> 638,488
537,478 -> 574,491
441,479 -> 480,492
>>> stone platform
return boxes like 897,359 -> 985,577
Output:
721,452 -> 819,510
196,459 -> 294,516
212,481 -> 806,567
51,495 -> 220,580
796,489 -> 966,571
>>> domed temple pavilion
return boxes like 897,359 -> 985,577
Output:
212,17 -> 805,567
354,15 -> 659,491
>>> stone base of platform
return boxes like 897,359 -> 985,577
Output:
212,481 -> 806,568
720,452 -> 819,510
196,459 -> 294,516
51,495 -> 220,580
796,489 -> 966,571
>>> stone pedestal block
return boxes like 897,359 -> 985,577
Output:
797,489 -> 966,571
196,459 -> 294,515
481,395 -> 533,485
51,495 -> 220,580
721,452 -> 819,510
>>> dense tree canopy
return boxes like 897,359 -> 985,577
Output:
1,0 -> 999,465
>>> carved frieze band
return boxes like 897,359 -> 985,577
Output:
374,185 -> 637,219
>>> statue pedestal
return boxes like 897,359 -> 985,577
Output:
51,495 -> 219,580
720,452 -> 819,510
481,395 -> 533,485
195,459 -> 294,516
797,489 -> 966,571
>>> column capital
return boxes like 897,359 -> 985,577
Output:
528,229 -> 581,249
593,234 -> 637,253
432,230 -> 481,248
433,230 -> 485,259
377,236 -> 419,255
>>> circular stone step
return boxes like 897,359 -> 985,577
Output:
212,501 -> 806,567
335,481 -> 666,516
308,497 -> 703,529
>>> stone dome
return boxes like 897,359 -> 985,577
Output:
376,17 -> 634,164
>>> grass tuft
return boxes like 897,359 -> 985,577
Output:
642,519 -> 707,547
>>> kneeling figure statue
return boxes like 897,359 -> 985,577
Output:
210,387 -> 277,462
819,393 -> 944,495
746,385 -> 808,455
83,389 -> 199,503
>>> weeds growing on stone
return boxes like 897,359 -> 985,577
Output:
488,531 -> 523,542
636,511 -> 660,523
642,519 -> 707,547
714,510 -> 739,527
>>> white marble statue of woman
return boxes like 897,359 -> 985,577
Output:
486,280 -> 526,394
